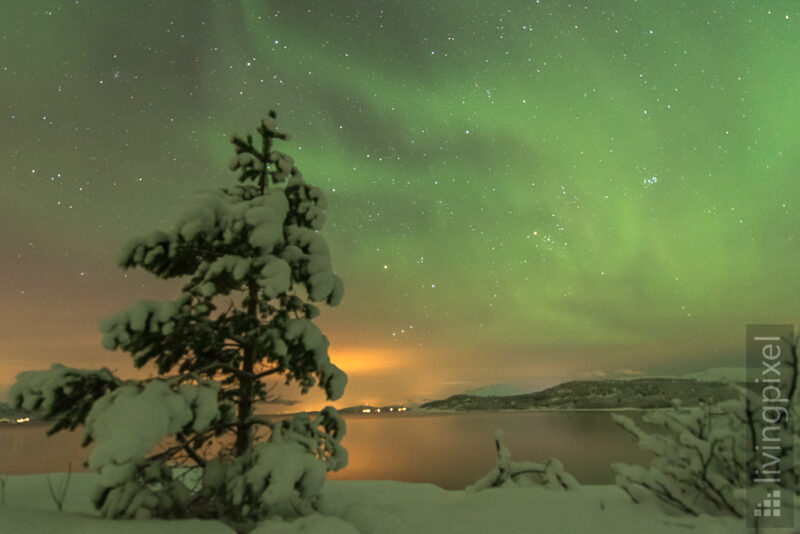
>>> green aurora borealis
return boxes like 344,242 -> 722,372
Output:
1,1 -> 798,407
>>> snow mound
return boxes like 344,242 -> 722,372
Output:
253,515 -> 358,534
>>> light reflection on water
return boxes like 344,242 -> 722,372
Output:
328,411 -> 652,489
0,423 -> 92,475
0,412 -> 650,489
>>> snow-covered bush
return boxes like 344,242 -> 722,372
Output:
468,428 -> 579,491
196,408 -> 346,528
613,334 -> 800,521
10,112 -> 349,527
611,400 -> 748,517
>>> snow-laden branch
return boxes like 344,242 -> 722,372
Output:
10,364 -> 123,435
611,403 -> 748,518
468,428 -> 579,492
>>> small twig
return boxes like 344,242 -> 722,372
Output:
46,462 -> 72,512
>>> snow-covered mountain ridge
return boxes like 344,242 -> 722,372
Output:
419,377 -> 740,411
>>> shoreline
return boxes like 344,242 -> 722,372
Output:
0,407 -> 664,424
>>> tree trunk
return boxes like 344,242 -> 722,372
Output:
234,283 -> 258,455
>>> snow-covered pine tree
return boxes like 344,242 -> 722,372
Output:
10,112 -> 348,526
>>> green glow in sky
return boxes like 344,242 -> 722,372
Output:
1,1 -> 798,405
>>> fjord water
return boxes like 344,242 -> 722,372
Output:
328,412 -> 652,488
0,411 -> 650,489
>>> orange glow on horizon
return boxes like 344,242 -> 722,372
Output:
327,346 -> 409,375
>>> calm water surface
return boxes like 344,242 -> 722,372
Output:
0,411 -> 650,490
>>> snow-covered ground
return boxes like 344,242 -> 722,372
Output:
0,472 -> 749,533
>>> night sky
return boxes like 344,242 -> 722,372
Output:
2,1 -> 798,409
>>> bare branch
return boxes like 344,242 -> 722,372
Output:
253,367 -> 281,380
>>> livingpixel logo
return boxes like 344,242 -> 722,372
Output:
747,325 -> 796,529
753,489 -> 782,518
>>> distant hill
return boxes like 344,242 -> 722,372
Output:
681,367 -> 748,383
419,378 -> 740,412
463,384 -> 521,397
